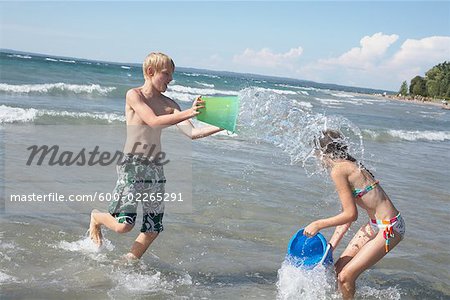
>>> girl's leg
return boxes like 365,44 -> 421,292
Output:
335,222 -> 376,275
337,231 -> 402,300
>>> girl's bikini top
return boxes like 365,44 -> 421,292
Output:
352,180 -> 380,198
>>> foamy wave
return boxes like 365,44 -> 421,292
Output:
0,105 -> 125,124
251,87 -> 297,95
7,54 -> 32,59
0,105 -> 39,123
0,83 -> 116,96
167,84 -> 238,96
275,84 -> 316,94
59,59 -> 76,64
181,72 -> 220,79
388,129 -> 450,141
121,66 -> 131,69
364,129 -> 450,142
329,92 -> 354,98
45,58 -> 58,62
194,81 -> 215,88
163,91 -> 197,103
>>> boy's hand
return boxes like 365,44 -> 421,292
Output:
190,96 -> 205,117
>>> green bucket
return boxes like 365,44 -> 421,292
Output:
196,96 -> 239,132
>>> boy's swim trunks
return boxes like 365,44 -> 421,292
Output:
108,154 -> 166,233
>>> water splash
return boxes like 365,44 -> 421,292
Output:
237,87 -> 364,176
276,260 -> 337,300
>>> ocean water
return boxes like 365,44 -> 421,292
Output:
1,50 -> 449,299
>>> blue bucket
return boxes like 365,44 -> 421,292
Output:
287,228 -> 333,269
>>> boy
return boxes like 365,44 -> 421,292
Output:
89,52 -> 223,259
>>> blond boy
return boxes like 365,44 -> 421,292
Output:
89,52 -> 222,259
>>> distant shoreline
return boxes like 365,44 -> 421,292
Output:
384,94 -> 448,108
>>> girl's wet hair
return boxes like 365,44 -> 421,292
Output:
317,129 -> 375,178
317,129 -> 356,162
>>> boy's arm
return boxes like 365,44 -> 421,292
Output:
173,96 -> 224,139
176,117 -> 223,139
127,90 -> 201,127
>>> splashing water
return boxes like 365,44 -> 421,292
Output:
276,260 -> 338,300
237,87 -> 364,176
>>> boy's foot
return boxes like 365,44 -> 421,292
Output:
89,209 -> 103,247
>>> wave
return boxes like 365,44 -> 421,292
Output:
181,72 -> 220,79
251,87 -> 297,95
0,105 -> 125,124
0,83 -> 116,96
121,66 -> 131,70
329,92 -> 354,98
363,129 -> 450,142
194,81 -> 215,88
7,54 -> 32,59
167,84 -> 238,96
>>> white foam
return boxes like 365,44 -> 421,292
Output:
0,82 -> 116,95
0,105 -> 38,123
250,86 -> 297,95
167,84 -> 238,96
58,236 -> 114,252
0,271 -> 16,284
388,129 -> 450,141
329,92 -> 355,98
121,66 -> 131,70
7,54 -> 32,59
163,91 -> 197,103
108,270 -> 192,295
45,58 -> 58,62
58,59 -> 76,64
276,260 -> 336,300
194,81 -> 215,88
0,105 -> 125,124
181,72 -> 220,79
358,285 -> 401,300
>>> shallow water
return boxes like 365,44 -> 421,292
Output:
1,51 -> 450,299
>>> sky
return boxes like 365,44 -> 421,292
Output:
0,1 -> 449,91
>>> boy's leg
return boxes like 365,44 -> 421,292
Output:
127,232 -> 159,259
89,209 -> 134,246
337,231 -> 402,300
335,222 -> 375,275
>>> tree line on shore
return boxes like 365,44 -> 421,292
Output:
399,61 -> 450,100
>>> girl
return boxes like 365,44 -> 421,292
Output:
304,129 -> 405,300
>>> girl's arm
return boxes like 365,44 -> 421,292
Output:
304,165 -> 358,237
328,222 -> 352,249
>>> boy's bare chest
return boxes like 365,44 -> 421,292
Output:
144,99 -> 175,116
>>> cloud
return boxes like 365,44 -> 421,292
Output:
387,36 -> 450,68
319,32 -> 399,69
232,46 -> 303,69
298,34 -> 450,90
